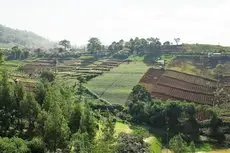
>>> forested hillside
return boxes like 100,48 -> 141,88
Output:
0,24 -> 54,48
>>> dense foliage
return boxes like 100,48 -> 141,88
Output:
128,85 -> 227,145
0,70 -> 154,152
169,134 -> 196,153
116,133 -> 149,153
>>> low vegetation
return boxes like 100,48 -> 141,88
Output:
87,61 -> 150,104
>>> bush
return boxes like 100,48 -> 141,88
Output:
18,64 -> 24,72
40,71 -> 55,82
112,49 -> 131,60
116,133 -> 149,153
27,137 -> 45,153
0,137 -> 29,153
169,134 -> 196,153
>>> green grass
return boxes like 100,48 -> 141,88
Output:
196,143 -> 213,152
166,59 -> 214,79
115,122 -> 132,136
0,60 -> 23,72
161,55 -> 175,61
167,61 -> 198,74
95,122 -> 132,139
128,55 -> 145,61
87,62 -> 150,104
144,136 -> 161,153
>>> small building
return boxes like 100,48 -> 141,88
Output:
156,60 -> 165,65
154,60 -> 165,68
208,52 -> 222,58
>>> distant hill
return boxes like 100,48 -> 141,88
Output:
0,24 -> 54,48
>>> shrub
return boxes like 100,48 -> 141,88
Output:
0,137 -> 29,153
27,137 -> 45,153
116,133 -> 149,153
40,71 -> 55,82
169,134 -> 196,153
112,49 -> 131,60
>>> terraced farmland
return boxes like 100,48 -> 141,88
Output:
56,59 -> 124,84
139,68 -> 218,105
87,62 -> 150,104
158,76 -> 214,94
163,70 -> 217,87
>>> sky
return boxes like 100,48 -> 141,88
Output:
0,0 -> 230,46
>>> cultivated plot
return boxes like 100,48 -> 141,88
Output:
87,62 -> 150,104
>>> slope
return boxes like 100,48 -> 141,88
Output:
0,24 -> 54,48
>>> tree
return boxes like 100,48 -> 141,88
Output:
189,141 -> 196,153
44,102 -> 70,151
14,82 -> 25,133
58,40 -> 71,51
147,37 -> 161,52
213,64 -> 226,79
69,104 -> 82,134
0,71 -> 17,136
87,37 -> 102,53
77,76 -> 86,101
93,113 -> 116,153
166,103 -> 182,132
0,49 -> 4,63
183,105 -> 199,141
118,39 -> 124,50
108,41 -> 117,53
22,50 -> 29,59
116,133 -> 149,153
79,102 -> 98,141
174,38 -> 180,45
108,41 -> 123,53
209,114 -> 225,143
40,71 -> 55,82
169,134 -> 189,153
35,83 -> 46,106
101,113 -> 115,141
22,93 -> 41,137
0,137 -> 29,153
69,132 -> 92,153
130,84 -> 151,102
11,45 -> 22,59
163,41 -> 170,46
26,137 -> 45,153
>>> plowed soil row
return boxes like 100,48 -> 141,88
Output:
139,68 -> 217,105
157,76 -> 214,94
163,70 -> 217,87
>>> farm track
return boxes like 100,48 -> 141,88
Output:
139,68 -> 216,105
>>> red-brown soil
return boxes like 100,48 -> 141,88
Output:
139,68 -> 217,105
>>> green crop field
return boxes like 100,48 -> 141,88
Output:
0,60 -> 23,72
87,61 -> 150,104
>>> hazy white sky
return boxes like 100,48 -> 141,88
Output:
0,0 -> 230,46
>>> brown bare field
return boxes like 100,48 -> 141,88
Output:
139,68 -> 217,105
163,70 -> 217,87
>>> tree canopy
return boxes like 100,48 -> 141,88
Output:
87,37 -> 102,53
